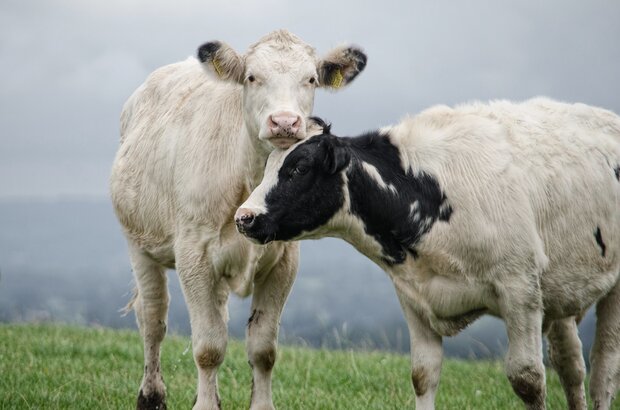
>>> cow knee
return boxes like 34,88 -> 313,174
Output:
194,342 -> 226,370
248,345 -> 277,372
507,364 -> 546,408
411,366 -> 430,397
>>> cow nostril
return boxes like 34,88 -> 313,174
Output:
241,213 -> 255,225
235,211 -> 255,230
268,116 -> 279,129
292,116 -> 301,129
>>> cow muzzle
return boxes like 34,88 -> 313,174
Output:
266,111 -> 304,148
234,208 -> 256,232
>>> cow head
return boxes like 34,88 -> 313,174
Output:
234,117 -> 350,243
197,30 -> 367,149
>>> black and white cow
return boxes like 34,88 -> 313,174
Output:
235,99 -> 620,410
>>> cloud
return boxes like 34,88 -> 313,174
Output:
0,0 -> 619,198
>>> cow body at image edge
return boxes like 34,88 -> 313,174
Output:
110,30 -> 367,410
237,98 -> 620,410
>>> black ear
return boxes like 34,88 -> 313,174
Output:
322,137 -> 350,174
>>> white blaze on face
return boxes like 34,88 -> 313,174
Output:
239,148 -> 291,215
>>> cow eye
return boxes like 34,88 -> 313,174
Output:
248,75 -> 256,83
292,165 -> 309,176
308,77 -> 316,84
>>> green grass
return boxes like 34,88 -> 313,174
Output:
0,324 -> 617,409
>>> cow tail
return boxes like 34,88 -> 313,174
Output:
120,286 -> 139,316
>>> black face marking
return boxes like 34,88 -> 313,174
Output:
245,132 -> 349,243
614,165 -> 620,181
595,226 -> 606,257
243,122 -> 452,265
197,41 -> 221,63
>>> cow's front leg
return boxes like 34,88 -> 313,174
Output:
176,236 -> 229,410
497,280 -> 546,410
246,244 -> 298,410
396,293 -> 442,410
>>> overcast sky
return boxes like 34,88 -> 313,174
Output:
1,0 -> 619,199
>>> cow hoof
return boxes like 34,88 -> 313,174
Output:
137,389 -> 167,410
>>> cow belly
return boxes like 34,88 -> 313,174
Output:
541,266 -> 620,318
389,266 -> 495,336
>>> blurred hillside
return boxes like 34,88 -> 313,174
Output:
0,199 -> 596,359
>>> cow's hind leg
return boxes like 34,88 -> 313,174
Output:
129,241 -> 169,410
246,245 -> 298,410
590,279 -> 620,410
546,316 -> 586,410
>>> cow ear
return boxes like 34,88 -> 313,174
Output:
197,41 -> 245,84
322,137 -> 350,174
307,116 -> 332,138
318,45 -> 367,90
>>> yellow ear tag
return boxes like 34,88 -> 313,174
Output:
331,69 -> 344,88
212,58 -> 224,77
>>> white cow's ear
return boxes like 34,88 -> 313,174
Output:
318,45 -> 367,90
197,41 -> 245,84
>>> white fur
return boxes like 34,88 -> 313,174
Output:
110,30 -> 365,410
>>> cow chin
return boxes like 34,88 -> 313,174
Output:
265,136 -> 302,149
237,217 -> 278,245
242,230 -> 276,245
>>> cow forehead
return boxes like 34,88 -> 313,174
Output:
245,42 -> 317,75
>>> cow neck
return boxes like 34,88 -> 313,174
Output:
242,127 -> 273,191
342,132 -> 452,266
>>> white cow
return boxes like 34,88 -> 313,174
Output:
110,30 -> 367,410
236,99 -> 620,410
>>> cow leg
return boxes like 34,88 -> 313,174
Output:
246,245 -> 298,410
176,237 -> 229,410
396,293 -> 442,410
590,279 -> 620,410
497,281 -> 546,410
129,241 -> 169,410
546,317 -> 586,410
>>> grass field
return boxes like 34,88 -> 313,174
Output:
0,324 -> 617,409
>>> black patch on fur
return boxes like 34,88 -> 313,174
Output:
595,226 -> 606,257
344,47 -> 367,83
197,41 -> 221,63
247,309 -> 261,329
244,128 -> 452,265
137,389 -> 167,410
344,131 -> 452,264
614,165 -> 620,181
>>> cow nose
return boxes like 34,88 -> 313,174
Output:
235,208 -> 256,231
268,112 -> 302,136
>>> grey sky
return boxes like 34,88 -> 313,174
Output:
1,0 -> 619,198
